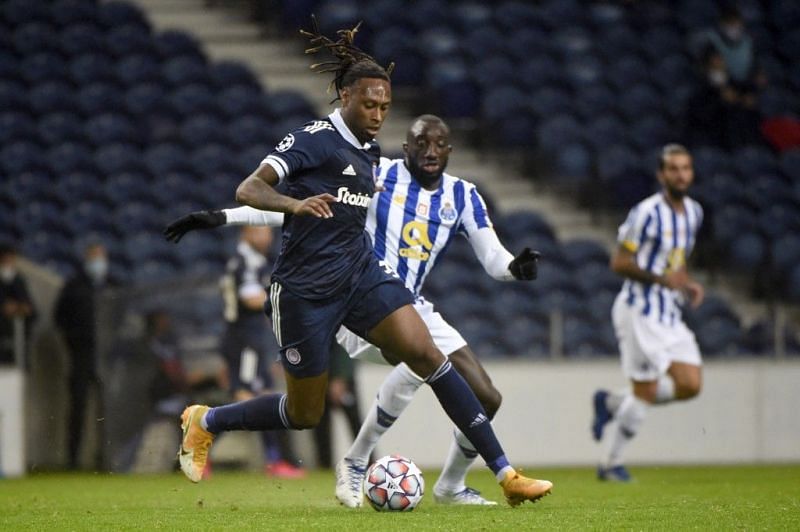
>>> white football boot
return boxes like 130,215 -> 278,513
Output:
335,458 -> 366,508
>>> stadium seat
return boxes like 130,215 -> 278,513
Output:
315,0 -> 360,38
561,239 -> 610,268
695,316 -> 744,356
162,56 -> 210,88
758,203 -> 800,241
617,84 -> 663,122
98,1 -> 150,31
3,0 -> 51,26
7,171 -> 52,206
21,53 -> 68,85
103,171 -> 153,206
536,115 -> 583,153
58,171 -> 105,205
225,116 -> 273,149
218,85 -> 271,120
1,141 -> 47,174
63,200 -> 111,235
94,143 -> 146,176
144,143 -> 192,175
169,84 -> 219,117
77,82 -> 126,115
584,114 -> 628,150
529,86 -> 574,120
266,90 -> 316,120
50,0 -> 100,28
728,232 -> 767,273
69,53 -> 116,86
179,114 -> 228,147
463,27 -> 506,62
124,82 -> 173,117
154,30 -> 204,60
106,24 -> 157,57
47,141 -> 96,174
116,54 -> 163,86
37,111 -> 85,146
517,54 -> 563,90
779,150 -> 800,181
771,234 -> 800,278
13,22 -> 60,56
563,55 -> 604,89
85,113 -> 143,147
59,23 -> 105,57
553,142 -> 592,182
452,2 -> 492,32
0,112 -> 39,145
209,61 -> 260,90
191,144 -> 237,177
132,259 -> 179,284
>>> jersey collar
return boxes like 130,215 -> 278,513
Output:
328,108 -> 372,150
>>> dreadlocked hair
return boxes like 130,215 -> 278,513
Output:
300,15 -> 394,102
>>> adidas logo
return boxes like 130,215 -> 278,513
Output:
342,164 -> 356,176
469,413 -> 488,428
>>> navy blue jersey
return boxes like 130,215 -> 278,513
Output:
261,109 -> 381,299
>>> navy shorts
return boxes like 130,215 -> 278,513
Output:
268,260 -> 413,378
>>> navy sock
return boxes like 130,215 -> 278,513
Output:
426,361 -> 510,475
205,394 -> 293,434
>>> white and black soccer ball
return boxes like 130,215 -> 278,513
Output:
363,455 -> 424,512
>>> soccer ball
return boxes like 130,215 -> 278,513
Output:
363,455 -> 424,511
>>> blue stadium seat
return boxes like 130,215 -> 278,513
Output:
3,0 -> 51,26
14,199 -> 63,236
589,2 -> 625,27
553,142 -> 592,182
529,86 -> 573,120
69,52 -> 116,86
154,30 -> 204,60
106,24 -> 157,57
712,203 -> 757,245
144,143 -> 191,175
218,85 -> 270,119
225,116 -> 273,149
266,90 -> 315,120
1,141 -> 46,174
575,262 -> 622,293
786,264 -> 800,303
38,112 -> 85,146
596,25 -> 640,61
50,0 -> 100,28
732,145 -> 777,179
501,316 -> 550,358
563,55 -> 604,89
191,144 -> 236,177
573,84 -> 618,118
584,114 -> 627,150
115,202 -> 164,236
561,239 -> 610,268
77,82 -> 126,115
757,202 -> 800,241
471,56 -> 515,89
161,172 -> 206,205
103,171 -> 152,206
516,54 -> 563,90
628,115 -> 672,151
116,54 -> 162,86
315,0 -> 360,38
169,84 -> 219,117
162,56 -> 210,88
21,230 -> 75,264
94,143 -> 146,176
596,144 -> 639,183
536,115 -> 583,153
13,22 -> 60,55
640,26 -> 684,61
28,81 -> 74,115
463,27 -> 506,62
124,82 -> 173,117
59,171 -> 105,204
606,55 -> 650,92
132,259 -> 179,284
452,2 -> 492,32
695,316 -> 744,356
494,2 -> 542,33
684,294 -> 739,327
771,234 -> 800,278
0,112 -> 39,145
21,53 -> 68,85
98,1 -> 150,31
85,113 -> 143,147
7,171 -> 51,206
779,150 -> 800,181
428,62 -> 479,119
59,24 -> 105,56
617,84 -> 662,122
210,61 -> 260,90
728,231 -> 767,273
651,54 -> 692,94
179,114 -> 228,147
63,200 -> 111,235
416,27 -> 461,60
47,142 -> 96,174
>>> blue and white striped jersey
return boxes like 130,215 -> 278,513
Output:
366,159 -> 493,297
617,192 -> 704,324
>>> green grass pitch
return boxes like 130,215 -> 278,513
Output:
1,465 -> 798,530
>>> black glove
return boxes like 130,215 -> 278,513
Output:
509,248 -> 541,280
163,210 -> 226,243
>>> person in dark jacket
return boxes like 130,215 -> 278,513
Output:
0,244 -> 36,365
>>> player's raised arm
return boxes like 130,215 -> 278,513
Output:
236,163 -> 336,218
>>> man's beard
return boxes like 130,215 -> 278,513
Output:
665,183 -> 687,200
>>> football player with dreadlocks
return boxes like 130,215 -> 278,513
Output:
174,19 -> 552,507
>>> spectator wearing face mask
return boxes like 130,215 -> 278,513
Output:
0,244 -> 36,366
54,243 -> 116,469
705,5 -> 761,88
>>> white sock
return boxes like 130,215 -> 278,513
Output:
434,428 -> 479,495
605,393 -> 648,468
605,388 -> 627,414
654,375 -> 676,404
344,363 -> 424,466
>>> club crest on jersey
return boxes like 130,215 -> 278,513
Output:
439,202 -> 457,222
275,134 -> 294,152
285,348 -> 301,365
336,186 -> 371,207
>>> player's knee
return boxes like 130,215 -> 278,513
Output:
482,388 -> 502,418
401,343 -> 444,379
677,378 -> 701,399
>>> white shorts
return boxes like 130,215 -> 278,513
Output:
612,293 -> 702,382
335,297 -> 468,365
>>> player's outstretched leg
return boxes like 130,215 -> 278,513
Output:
336,363 -> 423,507
368,306 -> 553,507
178,405 -> 215,482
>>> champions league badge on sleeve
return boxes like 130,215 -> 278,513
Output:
276,134 -> 295,152
438,202 -> 457,222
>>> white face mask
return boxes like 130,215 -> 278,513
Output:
0,266 -> 15,283
85,258 -> 109,283
708,69 -> 728,87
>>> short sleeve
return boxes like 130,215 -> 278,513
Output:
458,183 -> 494,237
617,205 -> 650,252
260,120 -> 337,181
